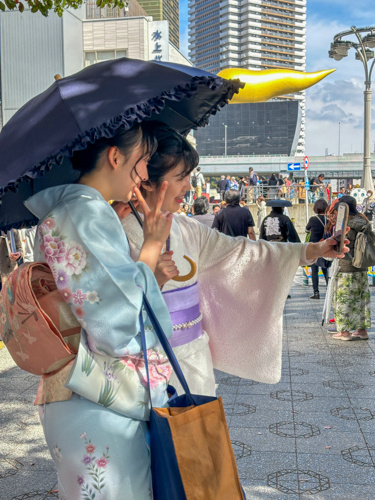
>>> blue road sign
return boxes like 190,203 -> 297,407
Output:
287,162 -> 301,171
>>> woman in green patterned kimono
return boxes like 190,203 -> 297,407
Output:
332,196 -> 371,340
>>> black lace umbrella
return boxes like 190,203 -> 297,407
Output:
266,199 -> 293,207
0,58 -> 243,231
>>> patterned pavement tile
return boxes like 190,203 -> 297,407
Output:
2,274 -> 375,499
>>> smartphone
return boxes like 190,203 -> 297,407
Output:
333,202 -> 349,253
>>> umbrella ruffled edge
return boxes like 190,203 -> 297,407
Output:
0,75 -> 243,200
1,217 -> 40,232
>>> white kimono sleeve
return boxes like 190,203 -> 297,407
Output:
185,220 -> 314,382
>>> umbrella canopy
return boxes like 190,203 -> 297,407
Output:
0,58 -> 243,231
266,199 -> 293,208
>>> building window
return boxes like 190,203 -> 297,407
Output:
85,50 -> 128,67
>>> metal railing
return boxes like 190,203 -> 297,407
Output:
208,183 -> 330,204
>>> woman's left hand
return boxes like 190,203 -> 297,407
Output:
9,252 -> 21,261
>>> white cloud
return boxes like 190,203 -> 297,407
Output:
305,16 -> 375,155
305,77 -> 375,155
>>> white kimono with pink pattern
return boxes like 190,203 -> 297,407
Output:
122,214 -> 314,394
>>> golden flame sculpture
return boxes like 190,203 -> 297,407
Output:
217,68 -> 335,103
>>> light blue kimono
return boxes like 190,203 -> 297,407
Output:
25,184 -> 174,500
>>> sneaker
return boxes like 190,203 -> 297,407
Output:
333,332 -> 352,341
327,326 -> 337,333
351,331 -> 369,340
310,293 -> 320,299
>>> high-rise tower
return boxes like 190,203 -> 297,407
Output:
189,0 -> 307,154
137,0 -> 180,47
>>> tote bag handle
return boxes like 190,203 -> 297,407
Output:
140,293 -> 194,405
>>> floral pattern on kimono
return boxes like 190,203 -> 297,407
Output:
26,184 -> 174,419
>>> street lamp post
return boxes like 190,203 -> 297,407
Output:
223,124 -> 228,156
329,26 -> 375,191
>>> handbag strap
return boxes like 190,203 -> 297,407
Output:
139,293 -> 192,407
314,215 -> 326,227
222,209 -> 236,237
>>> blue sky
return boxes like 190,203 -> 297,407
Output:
179,0 -> 375,156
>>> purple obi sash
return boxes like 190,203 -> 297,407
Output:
162,282 -> 203,348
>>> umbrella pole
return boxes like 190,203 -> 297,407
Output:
128,201 -> 143,228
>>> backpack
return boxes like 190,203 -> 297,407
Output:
352,223 -> 375,268
0,262 -> 80,375
191,173 -> 198,188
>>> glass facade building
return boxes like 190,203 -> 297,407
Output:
194,100 -> 301,156
188,0 -> 307,154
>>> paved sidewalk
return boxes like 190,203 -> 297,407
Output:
1,269 -> 375,499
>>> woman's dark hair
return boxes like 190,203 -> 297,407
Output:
193,196 -> 209,215
313,198 -> 328,214
142,122 -> 199,187
70,123 -> 156,179
225,189 -> 241,206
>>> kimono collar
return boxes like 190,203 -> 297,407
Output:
24,184 -> 105,220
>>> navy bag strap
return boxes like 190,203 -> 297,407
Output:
139,293 -> 193,405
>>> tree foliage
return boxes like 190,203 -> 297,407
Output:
0,0 -> 125,17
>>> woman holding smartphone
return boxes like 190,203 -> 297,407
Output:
331,196 -> 371,340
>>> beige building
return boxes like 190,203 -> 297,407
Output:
0,3 -> 191,125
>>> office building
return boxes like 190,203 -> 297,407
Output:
194,100 -> 301,156
189,0 -> 307,154
137,0 -> 180,47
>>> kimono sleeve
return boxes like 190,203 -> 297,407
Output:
37,199 -> 172,357
185,220 -> 311,382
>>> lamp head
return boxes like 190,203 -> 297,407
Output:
363,34 -> 375,49
328,49 -> 345,61
355,49 -> 374,61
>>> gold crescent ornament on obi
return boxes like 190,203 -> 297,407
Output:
217,68 -> 336,103
173,255 -> 197,282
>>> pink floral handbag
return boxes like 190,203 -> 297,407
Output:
0,262 -> 80,375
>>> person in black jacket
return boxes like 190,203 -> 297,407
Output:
305,199 -> 329,299
260,206 -> 300,243
217,175 -> 228,201
212,190 -> 256,240
268,174 -> 278,199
